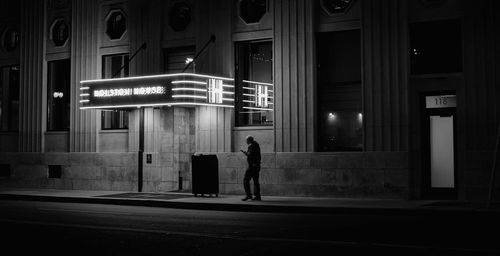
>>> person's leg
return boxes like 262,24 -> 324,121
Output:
252,167 -> 261,200
242,167 -> 252,200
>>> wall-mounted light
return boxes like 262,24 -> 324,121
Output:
185,57 -> 194,65
53,92 -> 64,98
328,112 -> 336,120
358,113 -> 363,122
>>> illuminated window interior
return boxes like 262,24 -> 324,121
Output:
101,54 -> 129,130
47,59 -> 70,131
235,40 -> 273,126
410,19 -> 462,75
317,29 -> 362,151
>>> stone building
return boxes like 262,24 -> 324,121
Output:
0,0 -> 499,200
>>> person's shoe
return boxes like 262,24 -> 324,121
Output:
252,196 -> 262,201
242,196 -> 252,201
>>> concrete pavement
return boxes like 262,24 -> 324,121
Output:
0,188 -> 498,215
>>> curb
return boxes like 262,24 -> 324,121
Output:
0,193 -> 498,216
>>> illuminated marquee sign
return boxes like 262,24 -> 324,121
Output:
93,86 -> 166,97
241,80 -> 274,111
256,84 -> 269,108
208,79 -> 223,104
79,73 -> 234,109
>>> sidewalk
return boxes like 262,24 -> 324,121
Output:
0,188 -> 498,215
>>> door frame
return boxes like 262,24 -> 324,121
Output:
420,90 -> 458,199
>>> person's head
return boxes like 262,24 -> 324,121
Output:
246,135 -> 254,145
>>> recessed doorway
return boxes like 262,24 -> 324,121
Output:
421,92 -> 457,199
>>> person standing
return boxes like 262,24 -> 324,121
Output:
240,135 -> 261,201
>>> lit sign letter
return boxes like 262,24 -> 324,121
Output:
255,84 -> 268,108
132,86 -> 165,95
94,86 -> 166,98
208,79 -> 223,104
94,88 -> 133,97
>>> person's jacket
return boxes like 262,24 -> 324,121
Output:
246,141 -> 261,167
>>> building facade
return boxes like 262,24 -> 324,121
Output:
0,0 -> 499,200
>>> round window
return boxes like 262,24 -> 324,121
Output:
106,10 -> 127,40
51,19 -> 69,47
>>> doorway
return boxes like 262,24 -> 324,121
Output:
421,93 -> 457,199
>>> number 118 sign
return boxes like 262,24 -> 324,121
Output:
425,95 -> 456,109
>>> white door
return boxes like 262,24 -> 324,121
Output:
429,115 -> 455,188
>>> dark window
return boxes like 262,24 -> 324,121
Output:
235,40 -> 273,126
48,165 -> 62,178
47,59 -> 70,131
0,164 -> 10,177
239,0 -> 267,24
320,0 -> 354,15
410,19 -> 462,75
2,27 -> 19,52
102,109 -> 128,130
164,46 -> 196,73
419,0 -> 447,7
317,30 -> 362,152
101,54 -> 129,130
49,0 -> 70,9
0,65 -> 19,131
169,2 -> 191,32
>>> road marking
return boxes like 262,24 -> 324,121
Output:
0,218 -> 499,254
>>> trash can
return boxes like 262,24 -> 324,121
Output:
191,154 -> 219,197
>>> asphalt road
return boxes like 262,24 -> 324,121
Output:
0,200 -> 498,256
